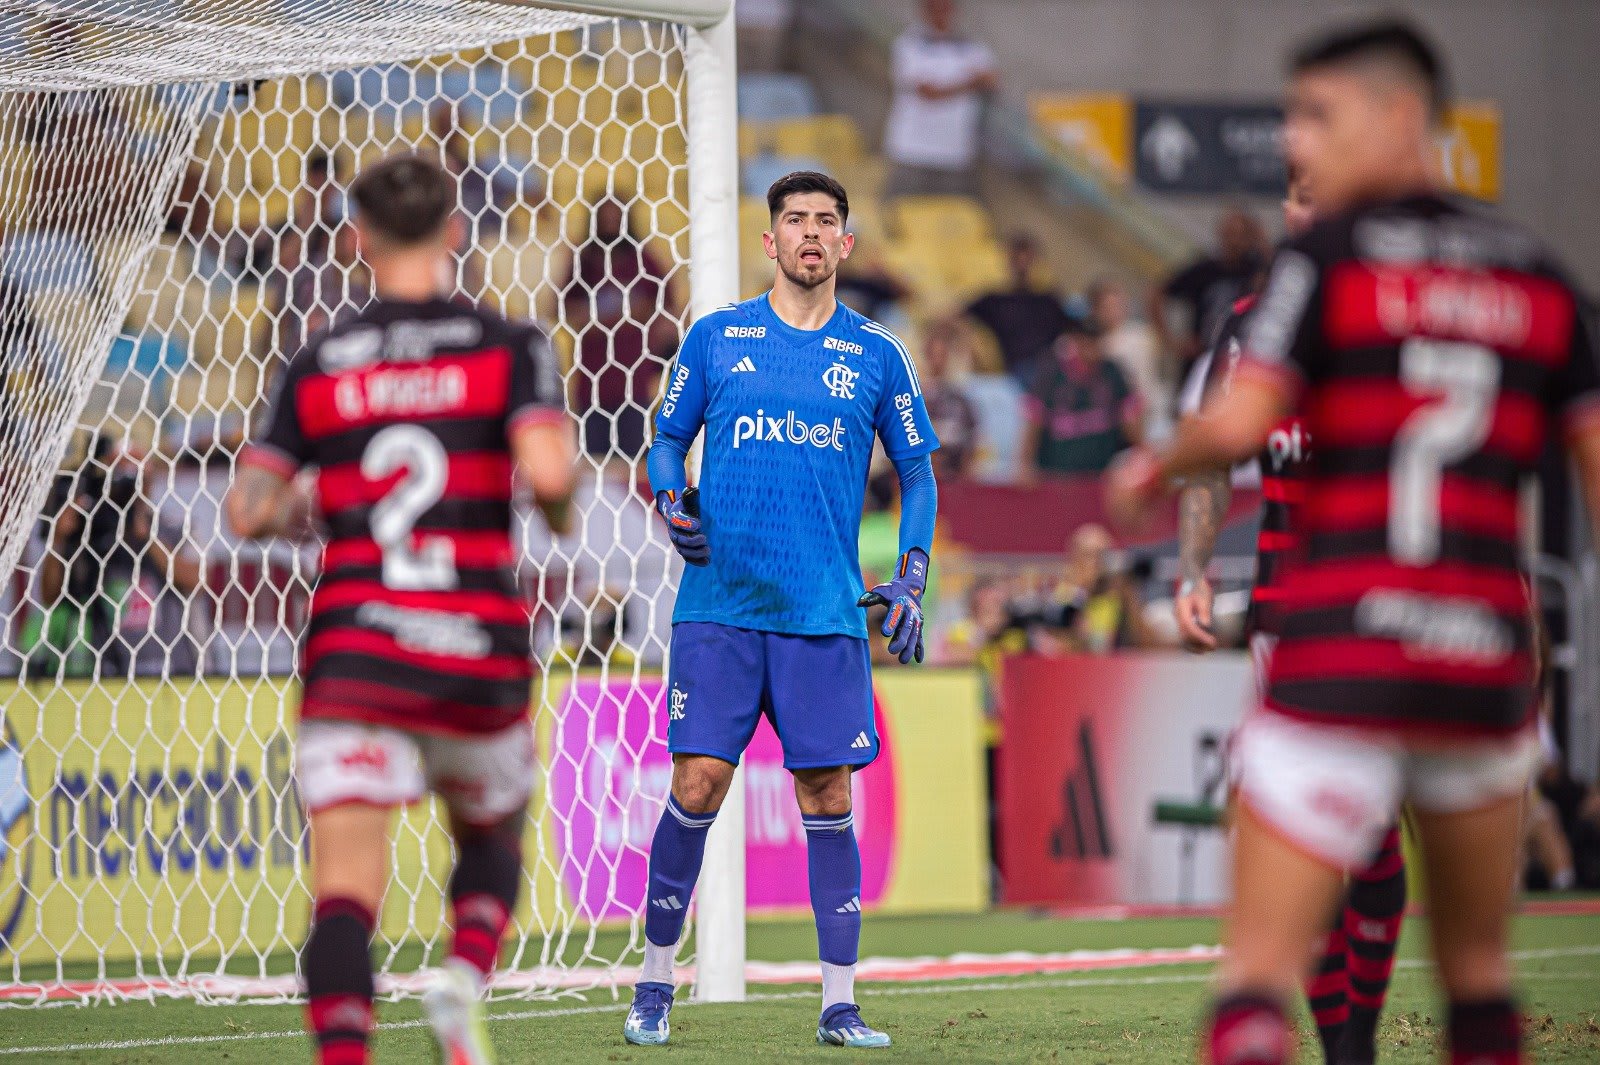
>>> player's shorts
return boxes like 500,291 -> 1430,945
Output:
296,717 -> 535,827
665,621 -> 877,770
1232,709 -> 1539,870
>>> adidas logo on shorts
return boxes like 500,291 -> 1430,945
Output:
731,356 -> 756,373
850,732 -> 871,750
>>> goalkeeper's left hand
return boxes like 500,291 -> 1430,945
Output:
857,547 -> 928,665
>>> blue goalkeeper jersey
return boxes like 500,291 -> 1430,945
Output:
655,294 -> 939,638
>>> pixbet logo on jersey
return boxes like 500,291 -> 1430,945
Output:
732,409 -> 847,450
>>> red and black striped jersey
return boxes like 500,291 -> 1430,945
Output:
1199,294 -> 1311,636
241,297 -> 565,735
1238,193 -> 1600,739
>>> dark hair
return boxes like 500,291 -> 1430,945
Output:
349,153 -> 456,245
1291,18 -> 1449,121
766,170 -> 849,224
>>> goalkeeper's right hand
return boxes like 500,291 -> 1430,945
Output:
656,487 -> 710,567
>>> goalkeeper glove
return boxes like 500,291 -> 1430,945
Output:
656,486 -> 709,566
857,547 -> 928,665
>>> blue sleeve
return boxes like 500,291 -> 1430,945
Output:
870,329 -> 940,460
647,433 -> 691,498
894,454 -> 937,557
653,318 -> 711,446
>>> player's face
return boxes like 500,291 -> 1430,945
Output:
1285,68 -> 1399,214
764,192 -> 853,291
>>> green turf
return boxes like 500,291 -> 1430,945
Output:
4,910 -> 1597,1063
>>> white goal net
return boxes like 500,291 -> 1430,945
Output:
0,0 -> 737,1006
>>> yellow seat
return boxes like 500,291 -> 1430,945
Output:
890,195 -> 993,244
0,142 -> 34,228
771,115 -> 863,166
191,285 -> 267,370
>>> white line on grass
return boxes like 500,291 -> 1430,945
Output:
6,945 -> 1598,1058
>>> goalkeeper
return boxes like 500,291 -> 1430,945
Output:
625,171 -> 939,1051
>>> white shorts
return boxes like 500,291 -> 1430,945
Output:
1232,710 -> 1539,870
296,718 -> 535,827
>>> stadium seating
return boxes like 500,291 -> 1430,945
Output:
737,72 -> 818,121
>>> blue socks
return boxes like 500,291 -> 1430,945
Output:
643,795 -> 717,950
803,811 -> 862,968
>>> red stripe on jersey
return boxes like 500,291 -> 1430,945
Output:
1271,638 -> 1530,688
301,679 -> 527,737
1307,382 -> 1547,462
1261,477 -> 1308,504
296,349 -> 513,440
1322,262 -> 1574,364
306,628 -> 530,681
1259,697 -> 1534,741
1251,585 -> 1289,602
1257,530 -> 1299,551
1276,559 -> 1529,612
322,532 -> 515,571
317,452 -> 513,512
1300,475 -> 1520,541
310,581 -> 530,625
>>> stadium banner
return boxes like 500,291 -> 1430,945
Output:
1133,99 -> 1285,196
0,670 -> 986,967
1025,96 -> 1500,201
1030,92 -> 1133,181
998,652 -> 1253,908
542,670 -> 989,919
1438,101 -> 1501,202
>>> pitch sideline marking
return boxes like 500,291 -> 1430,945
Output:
6,945 -> 1600,1058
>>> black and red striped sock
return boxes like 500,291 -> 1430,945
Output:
302,896 -> 376,1065
1207,992 -> 1291,1065
1304,926 -> 1349,1063
448,829 -> 522,979
1447,997 -> 1522,1064
1339,825 -> 1406,1063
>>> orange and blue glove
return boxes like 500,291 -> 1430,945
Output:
857,547 -> 928,665
656,486 -> 709,566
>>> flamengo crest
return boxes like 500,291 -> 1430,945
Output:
822,362 -> 858,400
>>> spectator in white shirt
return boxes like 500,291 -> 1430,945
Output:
882,0 -> 998,199
1089,277 -> 1170,435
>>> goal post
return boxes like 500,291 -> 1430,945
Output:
0,0 -> 744,1006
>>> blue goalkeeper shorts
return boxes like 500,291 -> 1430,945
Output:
665,622 -> 878,770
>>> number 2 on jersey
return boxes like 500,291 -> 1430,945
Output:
1390,339 -> 1500,566
361,424 -> 458,590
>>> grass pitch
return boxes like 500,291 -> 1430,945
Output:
3,908 -> 1598,1063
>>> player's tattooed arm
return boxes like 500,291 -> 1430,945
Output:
225,466 -> 314,541
1173,464 -> 1231,652
1177,469 -> 1230,585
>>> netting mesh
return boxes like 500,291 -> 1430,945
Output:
0,1 -> 701,1005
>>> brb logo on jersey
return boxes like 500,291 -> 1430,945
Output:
724,325 -> 766,338
824,336 -> 864,356
822,362 -> 859,400
732,409 -> 847,451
